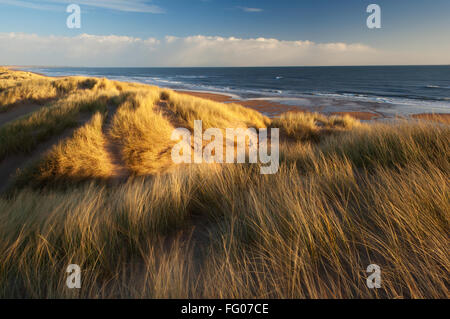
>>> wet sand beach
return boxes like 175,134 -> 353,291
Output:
177,90 -> 382,120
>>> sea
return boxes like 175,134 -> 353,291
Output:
24,66 -> 450,118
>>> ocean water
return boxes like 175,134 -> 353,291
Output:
25,66 -> 450,117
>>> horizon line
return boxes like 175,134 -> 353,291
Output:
9,64 -> 450,69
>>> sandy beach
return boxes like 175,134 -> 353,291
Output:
176,90 -> 450,122
176,90 -> 382,120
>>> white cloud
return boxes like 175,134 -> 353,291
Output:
0,0 -> 164,13
0,0 -> 60,11
0,32 -> 446,67
238,7 -> 263,13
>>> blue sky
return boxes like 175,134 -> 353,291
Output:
0,0 -> 449,66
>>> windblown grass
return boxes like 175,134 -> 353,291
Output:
272,111 -> 360,141
14,113 -> 114,188
280,121 -> 450,175
319,121 -> 450,170
0,155 -> 448,298
0,76 -> 132,161
108,91 -> 177,175
0,67 -> 45,90
0,90 -> 117,160
162,89 -> 269,129
0,72 -> 102,112
0,66 -> 133,113
0,68 -> 448,299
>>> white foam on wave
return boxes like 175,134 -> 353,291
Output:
425,85 -> 450,89
311,91 -> 450,108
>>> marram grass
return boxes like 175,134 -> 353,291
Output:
0,67 -> 448,299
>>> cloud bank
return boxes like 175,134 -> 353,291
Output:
0,32 -> 445,67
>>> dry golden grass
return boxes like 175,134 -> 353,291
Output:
108,88 -> 270,175
272,111 -> 361,141
0,75 -> 97,111
34,113 -> 113,180
0,87 -> 122,160
1,153 -> 448,298
0,67 -> 130,112
0,68 -> 448,299
108,91 -> 177,175
0,67 -> 45,88
162,89 -> 269,130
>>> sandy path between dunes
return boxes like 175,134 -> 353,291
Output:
102,105 -> 130,181
0,113 -> 94,193
0,103 -> 49,128
0,104 -> 133,193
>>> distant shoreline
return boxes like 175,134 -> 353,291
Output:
4,66 -> 449,123
176,90 -> 382,120
181,90 -> 450,122
6,66 -> 65,79
9,66 -> 379,120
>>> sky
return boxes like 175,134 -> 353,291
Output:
0,0 -> 449,67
